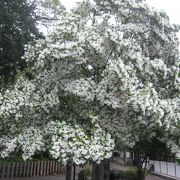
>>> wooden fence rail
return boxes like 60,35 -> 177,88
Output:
0,160 -> 64,178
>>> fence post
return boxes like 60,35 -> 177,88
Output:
15,162 -> 19,177
0,162 -> 1,178
55,161 -> 58,174
40,161 -> 43,176
2,162 -> 6,178
36,161 -> 39,176
11,162 -> 15,178
159,161 -> 161,173
46,161 -> 49,175
19,162 -> 23,177
6,162 -> 11,178
58,162 -> 61,173
23,162 -> 27,177
33,161 -> 37,176
174,162 -> 176,177
27,161 -> 30,177
49,160 -> 52,174
44,161 -> 47,176
30,161 -> 33,177
52,161 -> 55,175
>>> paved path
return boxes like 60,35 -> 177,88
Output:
111,163 -> 169,180
146,174 -> 171,180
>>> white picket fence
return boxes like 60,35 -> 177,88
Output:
149,160 -> 180,179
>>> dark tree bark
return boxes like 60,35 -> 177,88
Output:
92,159 -> 110,180
104,159 -> 110,180
92,161 -> 104,180
134,152 -> 147,180
73,163 -> 76,180
66,161 -> 73,180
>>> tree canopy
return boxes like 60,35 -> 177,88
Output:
0,0 -> 179,169
0,0 -> 40,84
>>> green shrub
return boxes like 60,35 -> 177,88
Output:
0,155 -> 23,162
110,168 -> 138,180
116,171 -> 126,179
176,158 -> 180,165
110,170 -> 117,180
78,168 -> 91,180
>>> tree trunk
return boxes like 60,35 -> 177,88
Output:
92,159 -> 110,180
66,161 -> 73,180
104,159 -> 110,180
136,167 -> 145,180
92,161 -> 104,180
73,163 -> 76,180
135,152 -> 147,180
133,151 -> 138,166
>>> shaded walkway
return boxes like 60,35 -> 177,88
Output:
111,163 -> 174,180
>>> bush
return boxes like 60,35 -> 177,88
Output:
110,170 -> 117,180
0,155 -> 23,162
78,168 -> 91,180
110,168 -> 138,180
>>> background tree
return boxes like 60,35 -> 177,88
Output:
131,125 -> 180,179
0,0 -> 41,84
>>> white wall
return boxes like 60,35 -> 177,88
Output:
149,160 -> 180,178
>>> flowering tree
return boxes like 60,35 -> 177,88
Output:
0,0 -> 180,180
